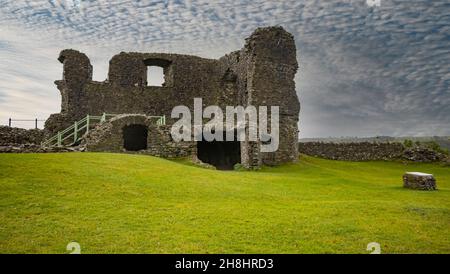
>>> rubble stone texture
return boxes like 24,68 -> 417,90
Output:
0,144 -> 84,153
85,114 -> 195,158
298,142 -> 448,162
0,126 -> 44,146
44,26 -> 300,169
403,172 -> 437,190
402,147 -> 447,162
298,142 -> 405,161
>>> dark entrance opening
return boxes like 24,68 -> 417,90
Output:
123,124 -> 148,151
197,133 -> 241,170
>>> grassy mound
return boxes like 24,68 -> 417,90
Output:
0,153 -> 449,253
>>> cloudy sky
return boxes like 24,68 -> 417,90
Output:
0,0 -> 449,137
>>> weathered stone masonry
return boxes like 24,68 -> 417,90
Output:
44,26 -> 300,169
298,142 -> 448,162
85,114 -> 195,158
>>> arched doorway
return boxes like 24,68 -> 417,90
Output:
197,132 -> 241,170
123,124 -> 148,151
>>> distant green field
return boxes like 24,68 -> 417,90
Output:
0,153 -> 449,254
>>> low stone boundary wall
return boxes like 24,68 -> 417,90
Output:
299,142 -> 448,162
0,126 -> 44,146
298,142 -> 404,161
0,144 -> 83,153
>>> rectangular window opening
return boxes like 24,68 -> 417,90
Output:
147,66 -> 165,87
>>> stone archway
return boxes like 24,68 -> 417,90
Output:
196,132 -> 241,170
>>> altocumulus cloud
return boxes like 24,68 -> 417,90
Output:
0,0 -> 449,137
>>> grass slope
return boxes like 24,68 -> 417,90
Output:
0,153 -> 449,254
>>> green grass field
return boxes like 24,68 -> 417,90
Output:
0,153 -> 449,254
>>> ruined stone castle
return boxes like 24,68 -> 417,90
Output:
44,26 -> 300,169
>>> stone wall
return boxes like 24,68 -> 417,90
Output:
0,126 -> 44,145
45,26 -> 300,168
0,126 -> 68,153
298,142 -> 448,162
402,147 -> 448,162
0,144 -> 83,153
85,114 -> 195,158
298,142 -> 404,161
219,27 -> 300,167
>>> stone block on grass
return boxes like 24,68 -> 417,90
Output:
403,172 -> 436,190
